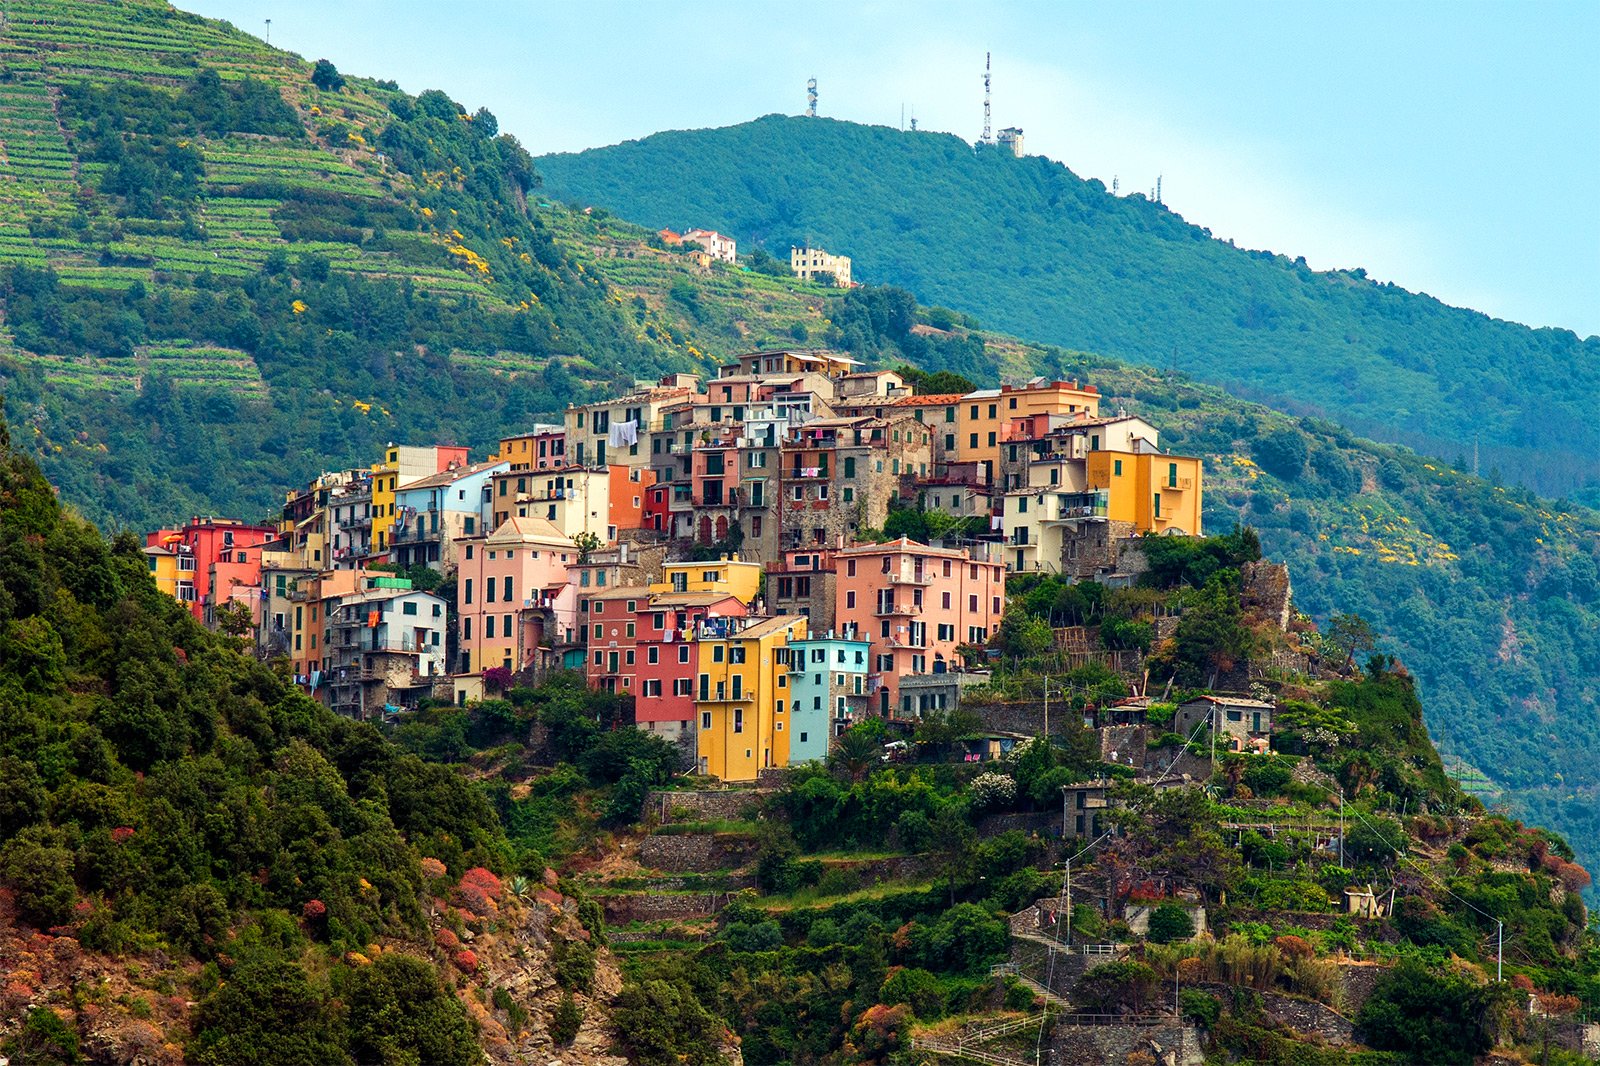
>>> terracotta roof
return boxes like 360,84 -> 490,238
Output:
648,591 -> 743,607
834,537 -> 994,562
588,584 -> 653,601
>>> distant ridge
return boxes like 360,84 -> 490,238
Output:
537,114 -> 1600,500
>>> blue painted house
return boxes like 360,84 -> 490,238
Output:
786,634 -> 873,762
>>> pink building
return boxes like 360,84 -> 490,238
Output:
633,591 -> 748,740
455,517 -> 577,677
833,538 -> 1006,717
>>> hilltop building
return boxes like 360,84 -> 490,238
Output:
790,246 -> 852,287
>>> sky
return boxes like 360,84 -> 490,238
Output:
186,0 -> 1600,338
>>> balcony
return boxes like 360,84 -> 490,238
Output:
887,571 -> 933,586
874,601 -> 923,617
1162,477 -> 1194,492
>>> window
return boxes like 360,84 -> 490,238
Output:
593,623 -> 603,639
701,711 -> 712,729
486,580 -> 496,604
625,650 -> 635,666
503,575 -> 513,602
843,487 -> 854,502
733,708 -> 744,733
676,679 -> 693,696
486,616 -> 497,638
463,579 -> 473,604
1153,493 -> 1162,517
843,457 -> 855,478
969,433 -> 979,448
648,646 -> 660,664
1114,459 -> 1123,476
944,406 -> 956,423
644,680 -> 662,697
625,622 -> 636,638
679,646 -> 690,663
942,591 -> 952,609
969,594 -> 979,612
463,618 -> 472,640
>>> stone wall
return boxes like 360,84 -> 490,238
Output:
1048,1022 -> 1203,1066
978,810 -> 1060,838
647,789 -> 766,824
637,833 -> 756,873
1335,962 -> 1390,1014
1125,902 -> 1208,938
599,891 -> 728,925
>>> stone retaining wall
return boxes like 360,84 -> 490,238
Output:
1049,1022 -> 1203,1066
646,789 -> 766,824
637,833 -> 756,873
599,892 -> 728,925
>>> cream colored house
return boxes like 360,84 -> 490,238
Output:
791,246 -> 852,287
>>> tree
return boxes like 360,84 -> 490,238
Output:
345,953 -> 479,1066
1253,429 -> 1308,480
573,530 -> 601,564
310,59 -> 345,92
213,598 -> 255,642
827,722 -> 882,783
611,974 -> 727,1066
1326,612 -> 1377,670
1145,901 -> 1195,944
189,958 -> 350,1066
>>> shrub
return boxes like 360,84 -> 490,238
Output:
1004,980 -> 1038,1012
1073,960 -> 1157,1014
879,967 -> 947,1019
345,953 -> 478,1066
452,949 -> 478,973
549,992 -> 583,1046
1146,902 -> 1195,944
968,772 -> 1017,812
1179,988 -> 1221,1028
1356,958 -> 1517,1064
553,937 -> 595,992
722,919 -> 783,953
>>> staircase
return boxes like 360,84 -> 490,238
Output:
910,1037 -> 1036,1066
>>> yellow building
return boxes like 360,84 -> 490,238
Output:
652,556 -> 762,606
694,615 -> 807,782
1087,451 -> 1203,535
142,544 -> 179,597
368,445 -> 471,556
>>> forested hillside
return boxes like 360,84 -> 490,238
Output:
0,412 -> 630,1063
537,115 -> 1600,500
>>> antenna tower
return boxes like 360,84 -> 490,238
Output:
1155,175 -> 1163,204
264,18 -> 271,44
806,78 -> 818,118
1112,175 -> 1119,195
980,52 -> 993,144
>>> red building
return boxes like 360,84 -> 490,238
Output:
633,591 -> 748,741
145,517 -> 275,625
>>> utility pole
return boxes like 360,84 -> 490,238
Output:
1339,790 -> 1345,867
1042,675 -> 1049,740
1497,920 -> 1503,983
1065,859 -> 1072,945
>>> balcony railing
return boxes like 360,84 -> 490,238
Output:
1163,477 -> 1194,491
874,601 -> 923,617
887,571 -> 933,586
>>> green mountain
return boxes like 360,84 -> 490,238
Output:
0,0 -> 1594,889
535,115 -> 1600,501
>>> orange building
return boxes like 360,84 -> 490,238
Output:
608,464 -> 657,533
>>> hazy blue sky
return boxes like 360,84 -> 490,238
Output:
187,0 -> 1599,337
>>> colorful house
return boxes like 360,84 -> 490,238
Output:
1086,450 -> 1203,536
653,557 -> 762,606
833,539 -> 1005,717
785,634 -> 872,762
694,615 -> 807,782
144,517 -> 275,626
369,444 -> 470,556
391,459 -> 507,571
633,590 -> 748,742
454,516 -> 577,678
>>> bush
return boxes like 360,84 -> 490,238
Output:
1179,988 -> 1221,1028
1145,902 -> 1195,944
722,919 -> 783,952
553,937 -> 595,992
1073,960 -> 1158,1014
345,953 -> 479,1066
612,974 -> 726,1066
1356,958 -> 1517,1064
879,967 -> 946,1019
1004,980 -> 1038,1012
549,992 -> 583,1046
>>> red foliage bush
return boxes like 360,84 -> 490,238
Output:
453,949 -> 478,973
1512,974 -> 1535,992
1556,862 -> 1592,893
1274,934 -> 1314,961
1541,853 -> 1564,875
435,928 -> 461,951
110,826 -> 135,843
302,899 -> 327,921
460,867 -> 503,899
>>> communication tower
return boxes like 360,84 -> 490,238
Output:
1112,176 -> 1119,195
806,78 -> 818,118
264,18 -> 271,44
980,52 -> 993,144
1156,175 -> 1163,204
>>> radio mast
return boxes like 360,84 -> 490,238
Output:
806,78 -> 818,118
980,52 -> 993,144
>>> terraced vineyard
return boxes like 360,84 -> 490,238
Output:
0,0 -> 497,307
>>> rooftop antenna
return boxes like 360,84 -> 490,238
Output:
980,52 -> 993,144
806,78 -> 818,118
264,18 -> 271,44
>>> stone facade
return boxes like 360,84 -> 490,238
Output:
1125,901 -> 1208,938
1240,560 -> 1293,630
599,891 -> 729,925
